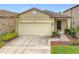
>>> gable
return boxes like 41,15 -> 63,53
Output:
19,9 -> 50,21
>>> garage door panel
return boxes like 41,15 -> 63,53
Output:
18,22 -> 51,36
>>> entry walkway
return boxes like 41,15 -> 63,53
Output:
51,34 -> 70,42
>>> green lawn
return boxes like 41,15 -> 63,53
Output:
51,45 -> 79,54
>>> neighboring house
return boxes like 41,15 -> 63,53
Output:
16,8 -> 71,36
0,10 -> 17,35
63,5 -> 79,28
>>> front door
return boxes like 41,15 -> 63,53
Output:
57,20 -> 61,31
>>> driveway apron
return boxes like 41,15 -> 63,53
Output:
0,36 -> 50,54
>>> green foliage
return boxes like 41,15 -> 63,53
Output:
0,32 -> 18,48
65,29 -> 71,34
52,31 -> 60,37
70,28 -> 76,37
0,42 -> 5,47
75,26 -> 79,34
68,26 -> 79,38
1,32 -> 18,41
65,28 -> 76,37
51,45 -> 79,54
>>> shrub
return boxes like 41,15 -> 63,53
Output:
0,42 -> 5,47
75,26 -> 79,33
70,28 -> 76,37
70,31 -> 76,37
64,29 -> 71,34
65,28 -> 76,38
65,29 -> 69,34
52,31 -> 60,37
1,32 -> 18,41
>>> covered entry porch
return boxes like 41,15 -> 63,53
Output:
54,18 -> 70,32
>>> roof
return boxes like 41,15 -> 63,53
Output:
19,8 -> 71,18
64,5 -> 79,12
18,8 -> 50,16
0,9 -> 18,17
43,10 -> 71,18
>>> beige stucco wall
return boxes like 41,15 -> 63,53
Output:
67,18 -> 71,29
61,19 -> 67,31
64,6 -> 79,28
18,9 -> 54,35
50,18 -> 54,32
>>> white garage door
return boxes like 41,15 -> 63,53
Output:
18,22 -> 51,36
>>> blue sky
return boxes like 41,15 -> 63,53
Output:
0,4 -> 75,13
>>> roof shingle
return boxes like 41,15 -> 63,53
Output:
43,10 -> 71,18
0,10 -> 18,17
19,8 -> 71,18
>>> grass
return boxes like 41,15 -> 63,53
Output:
51,45 -> 79,54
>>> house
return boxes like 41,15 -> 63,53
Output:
63,5 -> 79,28
16,8 -> 71,36
0,10 -> 18,35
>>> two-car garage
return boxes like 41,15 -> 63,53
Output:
17,8 -> 53,36
18,21 -> 52,36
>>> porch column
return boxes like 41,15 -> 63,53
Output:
67,18 -> 71,29
66,19 -> 68,29
61,19 -> 66,32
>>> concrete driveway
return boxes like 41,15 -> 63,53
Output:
0,36 -> 50,54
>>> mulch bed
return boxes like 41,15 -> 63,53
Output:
65,34 -> 77,43
51,41 -> 70,45
51,34 -> 77,45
